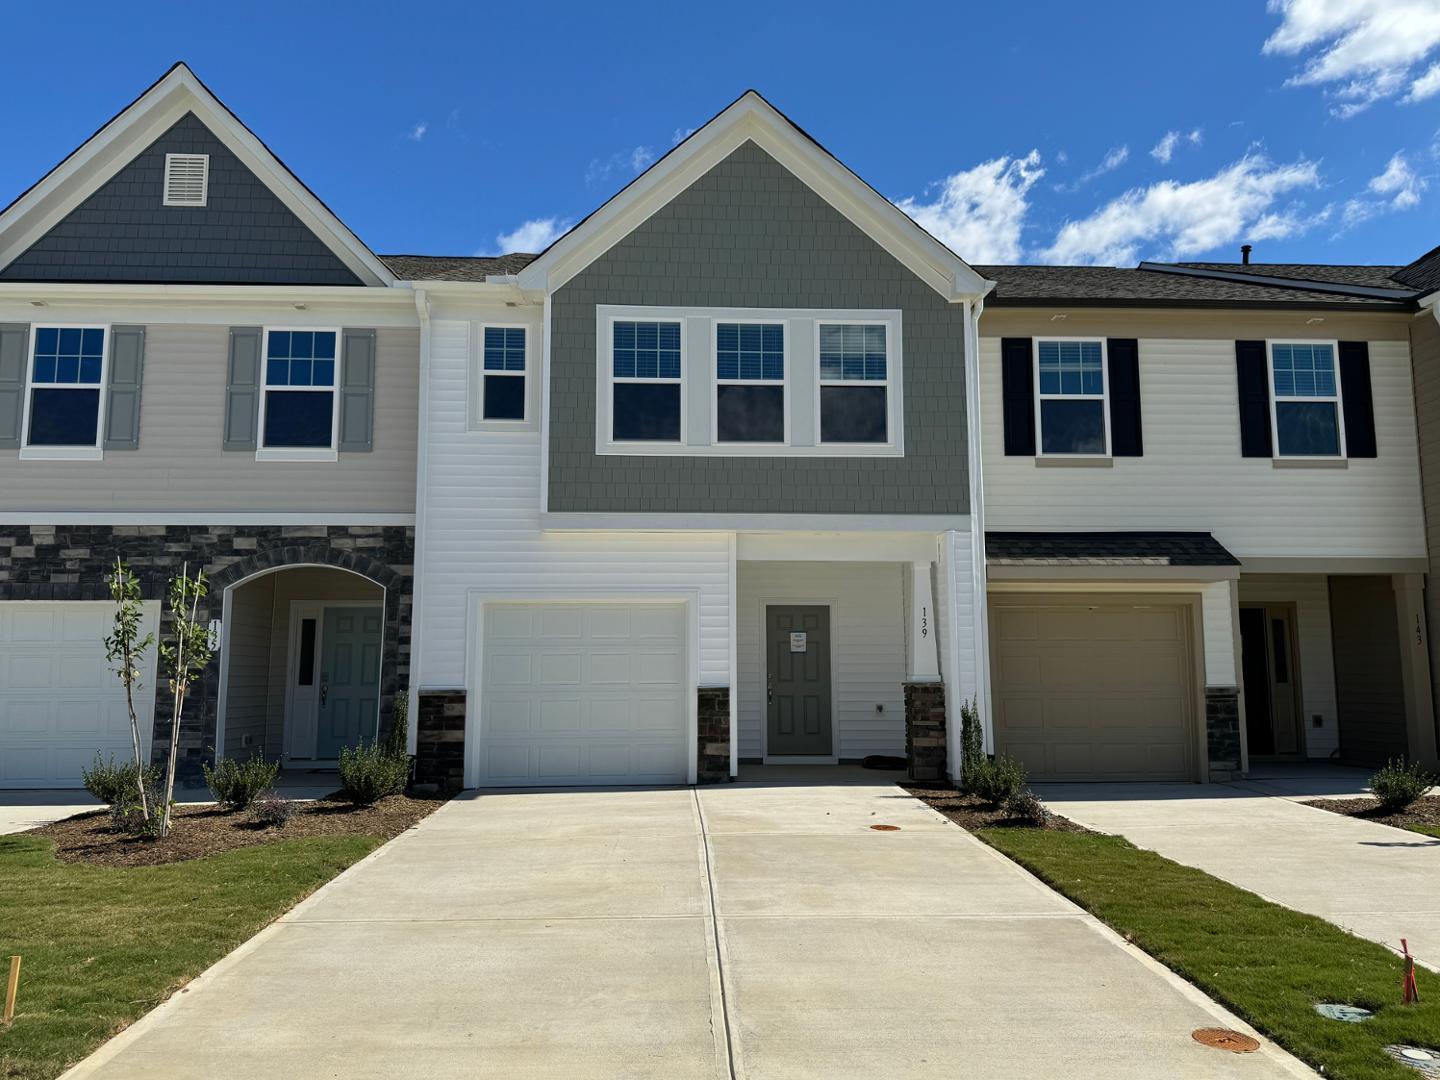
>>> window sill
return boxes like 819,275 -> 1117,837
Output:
19,446 -> 103,462
1272,457 -> 1348,469
254,448 -> 338,463
1034,455 -> 1113,468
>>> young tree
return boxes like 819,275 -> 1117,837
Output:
103,558 -> 155,822
157,564 -> 213,839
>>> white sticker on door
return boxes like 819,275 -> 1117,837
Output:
789,631 -> 807,653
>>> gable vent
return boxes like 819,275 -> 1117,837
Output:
162,153 -> 209,207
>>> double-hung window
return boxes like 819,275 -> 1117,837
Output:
260,329 -> 339,453
611,320 -> 682,442
24,326 -> 107,455
818,323 -> 889,444
715,322 -> 785,443
481,326 -> 527,421
1036,339 -> 1107,455
1269,341 -> 1343,457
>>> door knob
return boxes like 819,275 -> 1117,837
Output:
767,673 -> 773,705
320,678 -> 329,708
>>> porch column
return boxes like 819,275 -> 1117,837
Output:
1393,574 -> 1440,770
907,561 -> 941,682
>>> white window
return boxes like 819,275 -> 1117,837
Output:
610,319 -> 683,442
257,328 -> 340,460
480,326 -> 527,422
715,321 -> 786,443
818,322 -> 891,444
1269,341 -> 1344,458
21,325 -> 108,460
162,153 -> 209,207
1035,338 -> 1108,455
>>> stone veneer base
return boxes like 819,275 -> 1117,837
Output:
904,682 -> 947,782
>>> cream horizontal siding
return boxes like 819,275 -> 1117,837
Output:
1201,580 -> 1238,686
222,573 -> 274,759
1238,574 -> 1339,758
736,561 -> 906,759
979,334 -> 1425,560
0,324 -> 418,515
418,318 -> 731,691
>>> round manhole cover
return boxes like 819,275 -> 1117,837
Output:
1386,1046 -> 1440,1076
1314,1003 -> 1374,1023
869,824 -> 901,831
1192,1028 -> 1260,1054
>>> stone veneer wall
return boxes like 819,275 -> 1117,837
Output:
0,524 -> 413,782
697,687 -> 732,784
904,682 -> 947,782
415,690 -> 466,794
1205,686 -> 1242,781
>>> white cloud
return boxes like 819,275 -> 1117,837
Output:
894,150 -> 1044,263
406,122 -> 428,142
1087,145 -> 1129,180
480,216 -> 573,256
586,145 -> 655,186
1369,151 -> 1426,207
1041,154 -> 1322,265
1150,128 -> 1203,164
1264,0 -> 1440,116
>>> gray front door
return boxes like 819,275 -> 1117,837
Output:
316,606 -> 383,759
766,606 -> 833,757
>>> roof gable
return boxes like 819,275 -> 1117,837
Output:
0,63 -> 393,286
517,91 -> 989,302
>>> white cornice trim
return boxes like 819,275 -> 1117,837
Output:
0,282 -> 416,305
0,513 -> 416,526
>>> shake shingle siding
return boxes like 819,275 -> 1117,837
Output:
547,140 -> 970,515
0,112 -> 361,285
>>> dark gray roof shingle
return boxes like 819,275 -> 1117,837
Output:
379,253 -> 539,280
1394,245 -> 1440,295
986,531 -> 1241,567
1171,262 -> 1409,290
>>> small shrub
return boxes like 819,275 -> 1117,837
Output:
959,697 -> 989,794
82,753 -> 151,806
385,691 -> 410,760
1003,787 -> 1052,827
203,755 -> 280,811
338,742 -> 409,806
250,791 -> 297,829
972,754 -> 1027,806
1371,758 -> 1436,813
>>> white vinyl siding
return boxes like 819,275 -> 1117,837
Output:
1237,574 -> 1339,759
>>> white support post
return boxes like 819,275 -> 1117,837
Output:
907,560 -> 940,682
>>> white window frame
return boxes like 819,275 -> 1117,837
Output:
1266,339 -> 1346,460
19,323 -> 109,462
712,317 -> 790,446
470,322 -> 533,429
605,315 -> 687,447
255,326 -> 341,462
162,153 -> 209,207
816,318 -> 900,451
1033,336 -> 1111,458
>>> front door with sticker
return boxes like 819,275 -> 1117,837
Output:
315,606 -> 383,759
766,605 -> 833,756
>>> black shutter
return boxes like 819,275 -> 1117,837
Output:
1235,340 -> 1272,458
1106,338 -> 1142,456
1001,337 -> 1035,456
1338,341 -> 1377,458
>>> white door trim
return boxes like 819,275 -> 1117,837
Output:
759,597 -> 839,764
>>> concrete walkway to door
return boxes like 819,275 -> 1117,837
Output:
1036,767 -> 1440,971
63,776 -> 1313,1080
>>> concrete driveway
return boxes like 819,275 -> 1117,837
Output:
1036,778 -> 1440,970
0,790 -> 100,834
64,779 -> 1313,1080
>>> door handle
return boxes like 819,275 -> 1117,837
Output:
320,677 -> 329,708
767,673 -> 773,705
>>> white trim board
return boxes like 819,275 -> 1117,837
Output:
0,513 -> 416,526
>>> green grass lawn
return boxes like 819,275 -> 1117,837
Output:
0,833 -> 380,1080
1409,825 -> 1440,841
980,827 -> 1440,1080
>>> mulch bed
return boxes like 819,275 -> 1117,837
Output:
29,793 -> 446,868
1302,795 -> 1440,832
902,783 -> 1091,833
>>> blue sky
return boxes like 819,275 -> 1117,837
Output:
0,0 -> 1436,267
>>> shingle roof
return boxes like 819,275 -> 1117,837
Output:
1171,262 -> 1409,290
379,253 -> 539,281
1394,244 -> 1440,295
986,531 -> 1240,567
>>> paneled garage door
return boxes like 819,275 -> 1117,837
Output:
0,602 -> 160,789
989,595 -> 1196,781
477,602 -> 690,787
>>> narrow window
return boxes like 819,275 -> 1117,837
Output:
25,326 -> 105,448
297,618 -> 317,685
1269,342 -> 1343,457
261,329 -> 338,449
818,323 -> 888,444
612,320 -> 682,441
716,322 -> 784,442
1036,339 -> 1107,455
482,326 -> 526,421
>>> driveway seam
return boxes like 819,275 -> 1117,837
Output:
693,788 -> 740,1080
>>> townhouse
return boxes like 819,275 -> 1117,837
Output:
1,63 -> 1436,792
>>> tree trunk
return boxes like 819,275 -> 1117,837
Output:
124,668 -> 150,822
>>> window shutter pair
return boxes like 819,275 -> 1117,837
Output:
0,323 -> 145,450
1000,336 -> 1143,456
223,327 -> 375,451
1234,340 -> 1376,458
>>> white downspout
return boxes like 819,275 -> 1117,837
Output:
406,287 -> 431,756
963,291 -> 994,753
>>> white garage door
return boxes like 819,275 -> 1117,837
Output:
0,602 -> 160,789
990,596 -> 1196,781
477,602 -> 690,787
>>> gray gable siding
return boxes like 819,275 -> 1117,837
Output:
0,113 -> 362,285
548,141 -> 970,515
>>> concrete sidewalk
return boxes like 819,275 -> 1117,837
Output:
1035,781 -> 1440,970
63,781 -> 1314,1080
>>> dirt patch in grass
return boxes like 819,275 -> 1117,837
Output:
902,783 -> 1091,833
31,794 -> 445,868
1302,795 -> 1440,834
